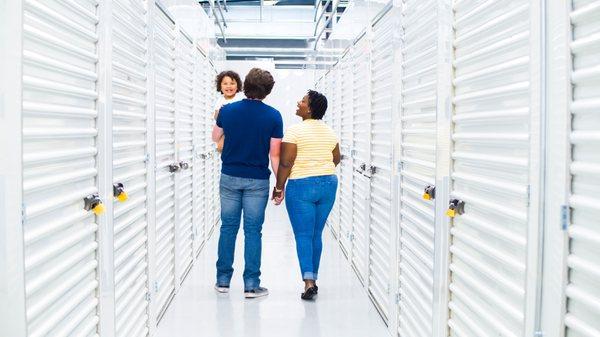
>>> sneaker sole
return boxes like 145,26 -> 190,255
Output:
244,291 -> 269,299
214,286 -> 230,293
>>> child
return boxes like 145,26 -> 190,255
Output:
213,70 -> 243,152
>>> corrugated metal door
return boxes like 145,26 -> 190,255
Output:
448,1 -> 538,336
329,67 -> 341,237
21,0 -> 102,335
175,29 -> 195,284
205,65 -> 217,233
111,0 -> 150,335
152,3 -> 177,319
368,11 -> 394,323
192,49 -> 207,257
339,55 -> 354,257
564,1 -> 600,336
351,38 -> 372,285
397,1 -> 437,336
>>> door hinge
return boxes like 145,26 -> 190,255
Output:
561,205 -> 570,231
395,293 -> 401,304
534,330 -> 544,337
145,292 -> 151,302
154,281 -> 159,293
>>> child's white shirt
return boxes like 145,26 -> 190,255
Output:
213,93 -> 243,117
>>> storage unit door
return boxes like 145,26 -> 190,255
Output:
152,4 -> 177,319
448,1 -> 536,336
350,40 -> 372,285
397,1 -> 437,336
564,1 -> 600,336
368,11 -> 394,323
339,57 -> 354,257
111,0 -> 150,335
175,30 -> 195,283
205,66 -> 217,233
192,50 -> 207,256
21,0 -> 101,336
328,68 -> 341,237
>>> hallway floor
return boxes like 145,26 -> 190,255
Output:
156,202 -> 391,337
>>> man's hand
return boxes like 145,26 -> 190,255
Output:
271,186 -> 284,205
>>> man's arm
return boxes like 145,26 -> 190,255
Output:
269,138 -> 282,176
212,125 -> 224,143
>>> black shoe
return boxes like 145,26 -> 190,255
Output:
314,285 -> 318,293
301,286 -> 317,300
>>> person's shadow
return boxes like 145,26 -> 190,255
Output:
297,300 -> 322,337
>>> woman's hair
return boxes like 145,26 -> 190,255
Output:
307,90 -> 328,120
215,71 -> 242,93
243,68 -> 275,100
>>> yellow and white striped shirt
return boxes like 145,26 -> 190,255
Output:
282,119 -> 339,179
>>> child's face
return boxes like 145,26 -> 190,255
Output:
221,76 -> 238,98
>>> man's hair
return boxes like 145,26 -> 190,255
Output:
215,70 -> 242,93
307,90 -> 328,120
243,68 -> 275,100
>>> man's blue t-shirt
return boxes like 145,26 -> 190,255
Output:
216,99 -> 284,180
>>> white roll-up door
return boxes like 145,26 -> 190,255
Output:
339,55 -> 354,257
351,39 -> 372,285
329,67 -> 341,237
448,1 -> 537,336
111,0 -> 150,335
205,65 -> 217,233
152,3 -> 177,319
368,11 -> 394,323
564,1 -> 600,336
397,1 -> 437,336
175,29 -> 195,283
192,49 -> 207,257
21,0 -> 101,336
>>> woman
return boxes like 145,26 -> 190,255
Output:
272,90 -> 341,300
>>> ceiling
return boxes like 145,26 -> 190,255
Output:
198,0 -> 349,68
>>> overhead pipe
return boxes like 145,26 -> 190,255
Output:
211,6 -> 227,43
314,0 -> 341,50
313,0 -> 331,35
313,0 -> 320,21
215,0 -> 228,27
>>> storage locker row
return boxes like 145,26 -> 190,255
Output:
10,1 -> 222,336
318,1 -> 600,337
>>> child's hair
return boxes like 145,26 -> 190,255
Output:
215,71 -> 243,93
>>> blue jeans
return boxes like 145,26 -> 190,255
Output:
285,175 -> 338,280
216,174 -> 270,290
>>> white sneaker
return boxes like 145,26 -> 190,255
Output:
244,287 -> 269,298
214,284 -> 230,293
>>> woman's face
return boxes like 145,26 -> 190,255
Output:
221,76 -> 238,98
296,95 -> 311,118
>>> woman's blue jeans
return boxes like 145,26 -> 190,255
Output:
285,175 -> 338,280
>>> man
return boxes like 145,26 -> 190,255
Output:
212,68 -> 282,298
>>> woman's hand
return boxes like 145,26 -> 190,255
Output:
272,187 -> 284,205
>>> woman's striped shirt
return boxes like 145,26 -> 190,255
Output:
282,119 -> 339,179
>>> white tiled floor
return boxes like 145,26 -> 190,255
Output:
156,203 -> 391,337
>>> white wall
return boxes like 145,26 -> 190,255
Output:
218,60 -> 316,129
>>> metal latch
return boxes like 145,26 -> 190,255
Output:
446,199 -> 465,218
423,185 -> 435,201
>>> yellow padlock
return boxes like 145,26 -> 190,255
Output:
92,203 -> 106,216
423,193 -> 431,201
446,208 -> 456,218
117,191 -> 129,203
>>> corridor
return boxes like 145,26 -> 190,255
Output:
156,203 -> 390,337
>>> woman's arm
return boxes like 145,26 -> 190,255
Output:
272,142 -> 297,204
333,143 -> 341,167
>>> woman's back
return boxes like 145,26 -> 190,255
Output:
283,119 -> 338,179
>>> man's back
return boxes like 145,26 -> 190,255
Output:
216,99 -> 283,180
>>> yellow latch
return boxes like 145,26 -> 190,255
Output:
423,193 -> 431,201
117,191 -> 129,203
446,208 -> 456,218
92,202 -> 106,216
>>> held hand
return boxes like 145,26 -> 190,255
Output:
271,187 -> 284,205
